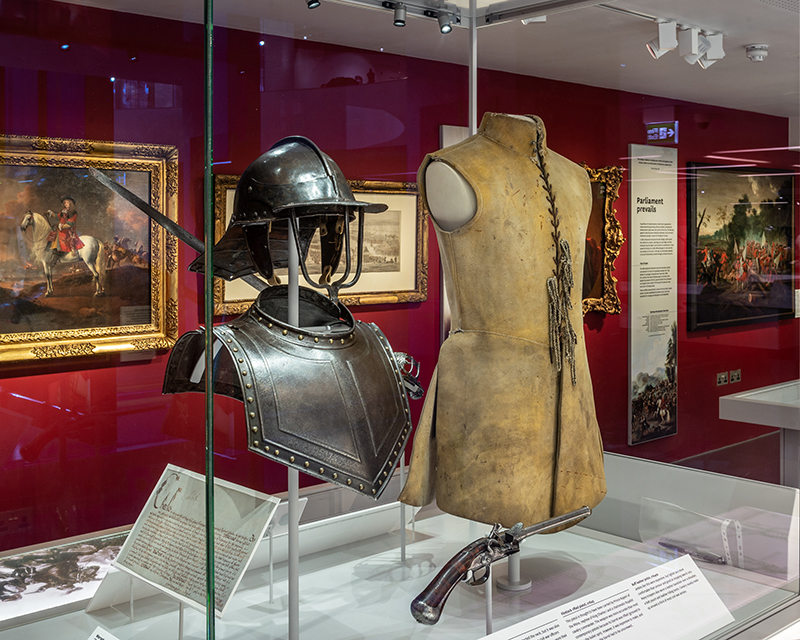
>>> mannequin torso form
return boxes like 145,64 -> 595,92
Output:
399,113 -> 606,527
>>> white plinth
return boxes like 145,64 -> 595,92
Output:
719,380 -> 800,486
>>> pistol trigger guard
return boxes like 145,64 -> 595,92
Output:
467,565 -> 490,586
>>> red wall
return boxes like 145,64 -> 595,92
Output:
0,1 -> 795,551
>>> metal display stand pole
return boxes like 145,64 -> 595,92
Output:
485,569 -> 493,636
202,1 -> 216,639
496,553 -> 532,592
268,524 -> 275,604
178,602 -> 185,640
287,223 -> 301,640
468,0 -> 477,135
400,456 -> 407,562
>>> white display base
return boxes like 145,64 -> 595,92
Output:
2,511 -> 794,640
2,455 -> 797,640
719,380 -> 800,486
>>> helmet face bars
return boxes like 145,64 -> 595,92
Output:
190,136 -> 386,302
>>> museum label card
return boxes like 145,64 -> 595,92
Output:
487,555 -> 733,640
114,464 -> 280,617
87,626 -> 121,640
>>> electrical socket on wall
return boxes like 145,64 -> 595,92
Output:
0,508 -> 32,535
730,369 -> 741,384
717,371 -> 729,386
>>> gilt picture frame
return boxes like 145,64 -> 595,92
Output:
581,163 -> 624,315
0,135 -> 179,363
212,175 -> 428,315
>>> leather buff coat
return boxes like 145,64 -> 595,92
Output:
399,114 -> 606,528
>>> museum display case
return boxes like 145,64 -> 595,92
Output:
0,0 -> 798,638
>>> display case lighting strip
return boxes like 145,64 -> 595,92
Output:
333,0 -> 609,29
597,3 -> 724,36
483,0 -> 613,26
334,0 -> 462,27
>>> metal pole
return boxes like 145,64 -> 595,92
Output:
469,0 -> 478,135
203,0 -> 216,638
485,569 -> 493,635
269,525 -> 274,604
400,457 -> 406,562
287,223 -> 301,640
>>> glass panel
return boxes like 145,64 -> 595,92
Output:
0,0 -> 797,638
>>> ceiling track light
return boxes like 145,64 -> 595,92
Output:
698,33 -> 725,68
645,20 -> 677,59
420,7 -> 457,33
678,27 -> 712,65
393,2 -> 406,26
437,11 -> 452,33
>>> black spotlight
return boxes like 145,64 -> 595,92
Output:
394,3 -> 407,26
307,0 -> 320,8
437,12 -> 452,34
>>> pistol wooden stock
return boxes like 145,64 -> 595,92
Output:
410,507 -> 591,625
410,540 -> 487,625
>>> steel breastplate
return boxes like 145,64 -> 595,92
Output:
163,286 -> 412,498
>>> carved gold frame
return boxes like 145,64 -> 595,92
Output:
212,176 -> 428,314
0,135 -> 179,362
581,164 -> 624,315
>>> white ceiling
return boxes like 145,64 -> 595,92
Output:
66,0 -> 800,118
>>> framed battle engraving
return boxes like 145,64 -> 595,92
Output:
687,163 -> 794,331
0,135 -> 179,362
212,175 -> 428,314
581,163 -> 624,315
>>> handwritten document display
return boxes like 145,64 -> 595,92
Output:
487,555 -> 733,640
114,464 -> 279,616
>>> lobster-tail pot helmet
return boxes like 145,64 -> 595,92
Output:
190,136 -> 386,298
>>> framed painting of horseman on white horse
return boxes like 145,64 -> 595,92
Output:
0,135 -> 179,362
687,163 -> 795,332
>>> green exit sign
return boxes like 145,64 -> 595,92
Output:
646,121 -> 678,144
